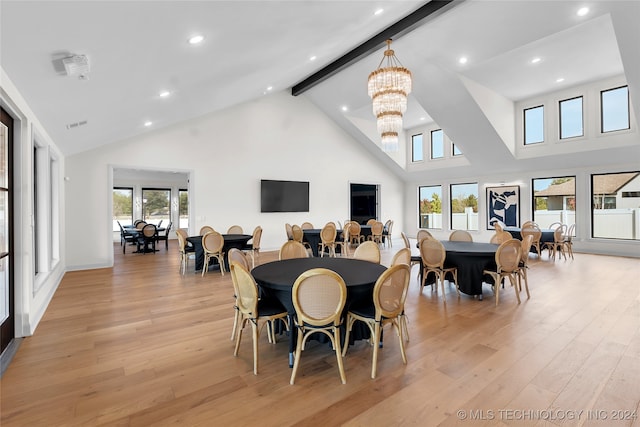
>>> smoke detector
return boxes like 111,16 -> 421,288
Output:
62,55 -> 90,78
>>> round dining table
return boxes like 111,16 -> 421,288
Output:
440,241 -> 498,298
252,257 -> 387,367
186,234 -> 253,271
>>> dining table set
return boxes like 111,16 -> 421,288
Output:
122,222 -> 166,254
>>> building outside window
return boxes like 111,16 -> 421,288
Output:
532,177 -> 576,229
418,185 -> 442,229
591,172 -> 640,240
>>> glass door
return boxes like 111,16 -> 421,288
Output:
0,108 -> 14,355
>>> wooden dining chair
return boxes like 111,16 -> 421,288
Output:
290,268 -> 348,385
199,225 -> 214,236
278,240 -> 309,260
230,262 -> 288,375
449,230 -> 473,242
318,222 -> 337,257
300,222 -> 314,230
353,241 -> 381,263
342,264 -> 410,378
483,239 -> 522,306
367,221 -> 384,246
201,231 -> 226,276
227,225 -> 243,234
419,238 -> 459,300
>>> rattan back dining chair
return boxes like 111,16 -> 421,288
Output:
227,225 -> 244,234
290,268 -> 348,384
230,262 -> 288,375
279,240 -> 310,260
228,248 -> 251,341
419,238 -> 459,300
352,241 -> 381,264
201,231 -> 226,277
449,230 -> 473,242
318,222 -> 338,257
483,239 -> 523,306
199,225 -> 214,236
342,264 -> 410,378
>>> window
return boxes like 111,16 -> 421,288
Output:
113,187 -> 133,231
430,129 -> 444,159
559,96 -> 583,139
591,171 -> 640,240
142,188 -> 171,226
452,143 -> 462,156
418,185 -> 442,229
532,177 -> 576,228
524,105 -> 544,145
411,134 -> 423,162
450,183 -> 478,231
601,86 -> 630,133
179,188 -> 189,229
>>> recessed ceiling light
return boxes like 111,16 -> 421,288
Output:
531,57 -> 541,64
341,106 -> 348,112
159,91 -> 171,98
577,7 -> 589,16
144,121 -> 152,127
374,8 -> 384,15
266,86 -> 273,91
459,56 -> 468,64
420,117 -> 426,121
556,77 -> 565,83
309,55 -> 317,61
188,35 -> 204,45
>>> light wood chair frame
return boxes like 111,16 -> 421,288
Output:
278,240 -> 310,260
342,264 -> 410,378
419,238 -> 459,300
483,239 -> 523,306
230,262 -> 288,375
449,230 -> 473,242
290,268 -> 348,385
352,241 -> 381,264
201,231 -> 226,277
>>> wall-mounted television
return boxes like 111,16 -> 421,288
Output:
261,179 -> 309,213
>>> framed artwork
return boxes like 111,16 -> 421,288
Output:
486,185 -> 520,229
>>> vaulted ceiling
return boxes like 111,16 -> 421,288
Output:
2,1 -> 639,181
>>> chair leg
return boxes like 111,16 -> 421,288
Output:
396,319 -> 407,365
290,329 -> 305,385
400,313 -> 410,342
252,321 -> 259,375
371,322 -> 381,379
231,306 -> 239,341
333,327 -> 347,384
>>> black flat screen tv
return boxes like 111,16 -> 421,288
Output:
261,179 -> 309,213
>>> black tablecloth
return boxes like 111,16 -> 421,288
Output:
440,241 -> 499,296
252,257 -> 387,365
187,234 -> 252,271
504,227 -> 555,244
302,229 -> 344,257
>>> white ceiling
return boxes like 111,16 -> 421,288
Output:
2,1 -> 639,171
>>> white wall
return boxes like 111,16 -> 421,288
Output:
65,91 -> 405,270
1,68 -> 66,336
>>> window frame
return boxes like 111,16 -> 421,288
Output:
600,85 -> 630,134
430,129 -> 444,160
418,185 -> 443,230
559,96 -> 584,140
523,105 -> 544,145
449,182 -> 479,231
411,133 -> 423,162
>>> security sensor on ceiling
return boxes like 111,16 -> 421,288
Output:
62,55 -> 90,79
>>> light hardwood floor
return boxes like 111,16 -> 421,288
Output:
1,239 -> 639,426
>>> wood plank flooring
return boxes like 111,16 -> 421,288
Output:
1,239 -> 639,426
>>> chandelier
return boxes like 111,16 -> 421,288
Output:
367,39 -> 412,152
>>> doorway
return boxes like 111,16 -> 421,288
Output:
0,108 -> 14,356
350,183 -> 378,224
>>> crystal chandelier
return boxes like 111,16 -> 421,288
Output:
367,39 -> 412,152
